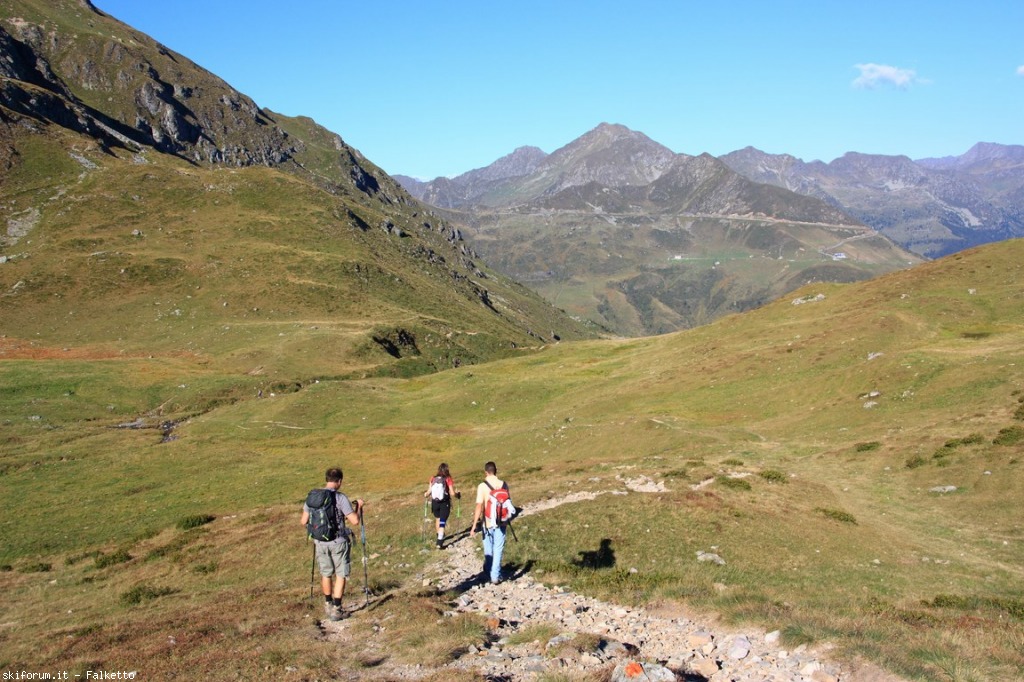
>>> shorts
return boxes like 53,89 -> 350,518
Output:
314,536 -> 351,578
431,498 -> 451,521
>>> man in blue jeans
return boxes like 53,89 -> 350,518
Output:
470,461 -> 510,584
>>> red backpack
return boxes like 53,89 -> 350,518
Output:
484,481 -> 515,526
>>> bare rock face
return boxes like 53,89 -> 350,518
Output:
0,17 -> 296,166
0,4 -> 415,208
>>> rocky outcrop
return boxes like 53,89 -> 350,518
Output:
0,6 -> 402,206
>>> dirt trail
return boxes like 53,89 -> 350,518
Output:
324,479 -> 905,681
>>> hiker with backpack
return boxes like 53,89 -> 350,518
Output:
300,467 -> 364,621
470,461 -> 516,584
424,462 -> 458,549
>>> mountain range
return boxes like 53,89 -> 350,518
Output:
397,124 -> 921,336
720,142 -> 1024,258
400,131 -> 1024,262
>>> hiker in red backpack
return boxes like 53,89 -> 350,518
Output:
300,467 -> 364,621
424,462 -> 458,549
470,460 -> 515,584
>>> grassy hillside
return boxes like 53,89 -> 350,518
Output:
458,206 -> 917,335
2,239 -> 1023,680
1,134 -> 592,362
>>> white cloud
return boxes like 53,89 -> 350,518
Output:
1017,65 -> 1024,77
852,63 -> 919,89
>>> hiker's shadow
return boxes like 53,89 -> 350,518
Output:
573,538 -> 616,569
505,558 -> 534,581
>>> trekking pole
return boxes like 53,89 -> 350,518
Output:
422,499 -> 428,544
309,542 -> 315,600
453,492 -> 461,536
359,508 -> 370,607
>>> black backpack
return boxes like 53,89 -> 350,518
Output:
305,488 -> 340,541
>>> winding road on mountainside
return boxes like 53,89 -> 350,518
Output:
322,477 -> 906,681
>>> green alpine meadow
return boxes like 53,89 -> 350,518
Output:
1,1 -> 1023,680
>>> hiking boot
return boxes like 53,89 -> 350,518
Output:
323,601 -> 335,620
328,604 -> 345,621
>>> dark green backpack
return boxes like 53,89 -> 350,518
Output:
305,488 -> 339,541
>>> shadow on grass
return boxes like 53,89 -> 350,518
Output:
573,538 -> 615,569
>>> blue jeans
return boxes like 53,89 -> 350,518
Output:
481,525 -> 506,582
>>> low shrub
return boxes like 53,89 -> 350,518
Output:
854,441 -> 881,452
814,507 -> 857,524
905,455 -> 928,469
716,475 -> 752,491
721,458 -> 744,466
66,550 -> 103,566
145,535 -> 193,561
176,514 -> 216,531
119,584 -> 177,606
993,426 -> 1024,446
18,562 -> 52,573
943,433 -> 985,448
95,549 -> 132,569
759,469 -> 788,484
927,594 -> 1024,619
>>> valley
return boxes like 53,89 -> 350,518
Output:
1,2 -> 1022,680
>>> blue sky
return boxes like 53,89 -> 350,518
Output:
93,1 -> 1023,180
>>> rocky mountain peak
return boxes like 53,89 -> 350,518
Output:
958,142 -> 1024,170
463,145 -> 548,183
539,122 -> 677,192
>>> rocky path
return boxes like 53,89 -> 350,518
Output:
326,479 -> 899,681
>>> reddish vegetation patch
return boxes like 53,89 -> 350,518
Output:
0,338 -> 196,361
